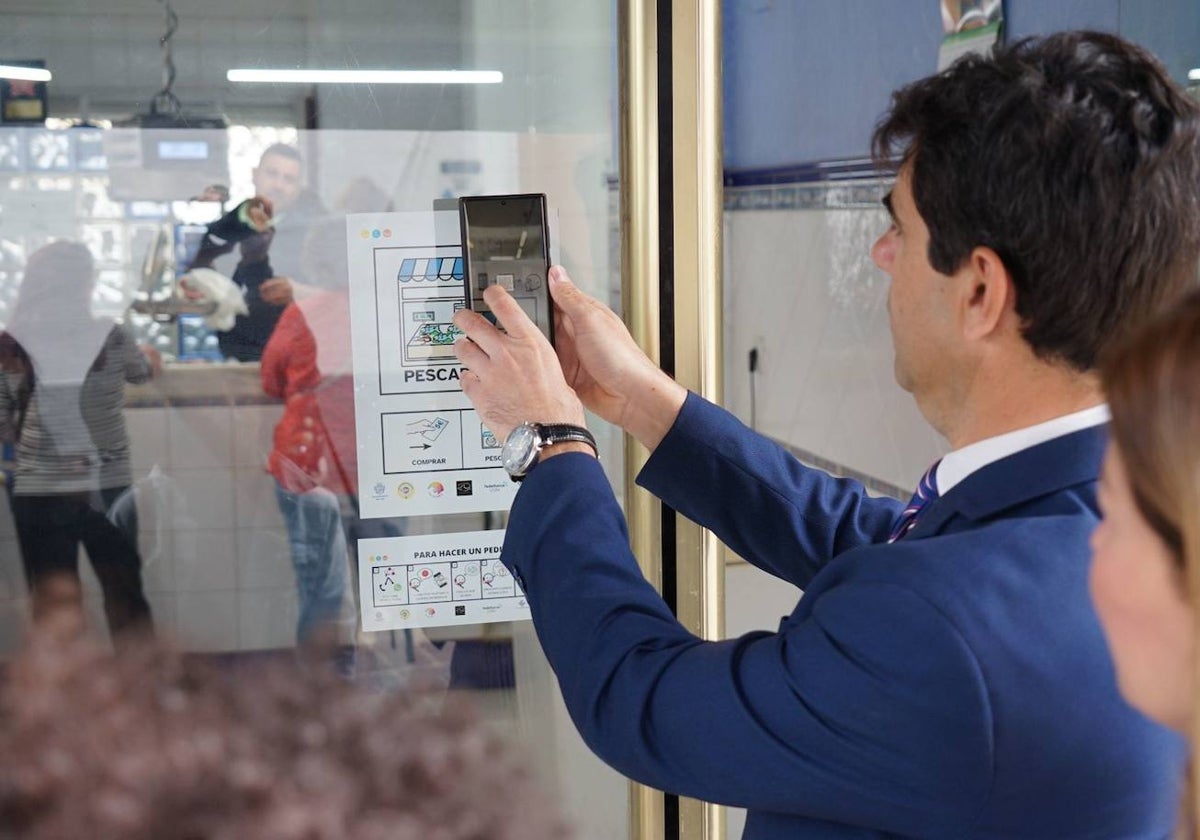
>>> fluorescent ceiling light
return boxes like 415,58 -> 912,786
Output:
0,64 -> 51,83
227,69 -> 502,85
1190,67 -> 1200,82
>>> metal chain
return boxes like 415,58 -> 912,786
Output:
150,0 -> 182,116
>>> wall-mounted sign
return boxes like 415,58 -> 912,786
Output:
347,210 -> 518,519
359,529 -> 527,631
1,61 -> 48,124
938,1 -> 1003,71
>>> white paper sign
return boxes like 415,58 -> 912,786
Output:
347,211 -> 518,518
359,530 -> 529,631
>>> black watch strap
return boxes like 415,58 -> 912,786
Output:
536,423 -> 599,457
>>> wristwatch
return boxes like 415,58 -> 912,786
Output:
501,421 -> 598,481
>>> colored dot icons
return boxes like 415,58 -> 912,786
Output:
359,228 -> 393,239
397,256 -> 464,284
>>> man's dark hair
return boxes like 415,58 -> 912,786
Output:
873,31 -> 1200,370
258,141 -> 302,166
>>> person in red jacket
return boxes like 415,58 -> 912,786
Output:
261,286 -> 405,658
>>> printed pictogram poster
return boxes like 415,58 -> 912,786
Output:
347,211 -> 517,518
359,530 -> 528,631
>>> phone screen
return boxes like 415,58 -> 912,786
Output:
459,193 -> 553,344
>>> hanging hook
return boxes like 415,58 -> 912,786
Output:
151,0 -> 182,116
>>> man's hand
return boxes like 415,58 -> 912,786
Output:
452,285 -> 585,444
260,277 -> 294,306
139,344 -> 163,377
178,276 -> 205,301
549,266 -> 686,451
242,195 -> 275,232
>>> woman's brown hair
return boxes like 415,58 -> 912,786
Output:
1101,286 -> 1200,829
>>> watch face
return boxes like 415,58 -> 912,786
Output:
501,423 -> 539,475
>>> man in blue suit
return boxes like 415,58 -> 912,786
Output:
453,32 -> 1200,838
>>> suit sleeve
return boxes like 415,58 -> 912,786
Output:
504,454 -> 993,837
638,392 -> 903,589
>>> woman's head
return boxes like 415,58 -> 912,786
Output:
1091,288 -> 1200,733
11,240 -> 96,325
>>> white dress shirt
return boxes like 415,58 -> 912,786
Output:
935,405 -> 1111,496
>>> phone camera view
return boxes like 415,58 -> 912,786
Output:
459,194 -> 552,344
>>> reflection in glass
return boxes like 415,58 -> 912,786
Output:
0,241 -> 158,641
182,143 -> 326,362
0,627 -> 571,839
261,177 -> 412,674
0,0 -> 623,827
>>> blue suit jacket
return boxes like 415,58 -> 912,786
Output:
502,394 -> 1185,839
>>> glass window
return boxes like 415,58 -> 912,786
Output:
0,2 -> 625,836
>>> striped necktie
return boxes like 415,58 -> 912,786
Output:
888,460 -> 941,543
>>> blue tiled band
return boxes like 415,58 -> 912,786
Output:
723,158 -> 892,212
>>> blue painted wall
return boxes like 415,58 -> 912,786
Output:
724,0 -> 1199,171
1120,0 -> 1200,84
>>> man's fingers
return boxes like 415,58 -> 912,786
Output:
548,265 -> 596,317
260,278 -> 293,305
553,305 -> 574,343
246,196 -> 275,231
453,335 -> 490,371
481,285 -> 538,340
452,308 -> 505,358
458,368 -> 482,400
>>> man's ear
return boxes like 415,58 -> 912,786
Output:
959,245 -> 1016,341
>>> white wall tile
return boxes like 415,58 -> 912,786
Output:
137,520 -> 175,588
168,406 -> 234,470
138,527 -> 174,592
126,407 -> 169,472
724,562 -> 803,637
233,405 -> 282,468
234,471 -> 286,530
724,207 -> 946,491
236,527 -> 294,590
170,469 -> 236,530
129,471 -> 177,543
238,588 -> 298,651
146,593 -> 179,637
174,529 -> 238,592
176,592 -> 239,652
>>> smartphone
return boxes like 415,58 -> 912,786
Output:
459,193 -> 553,345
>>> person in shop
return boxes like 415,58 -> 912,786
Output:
260,178 -> 418,677
183,142 -> 327,362
451,31 -> 1200,838
1090,287 -> 1200,837
0,240 -> 160,642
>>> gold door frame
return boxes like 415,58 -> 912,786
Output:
620,2 -> 724,839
